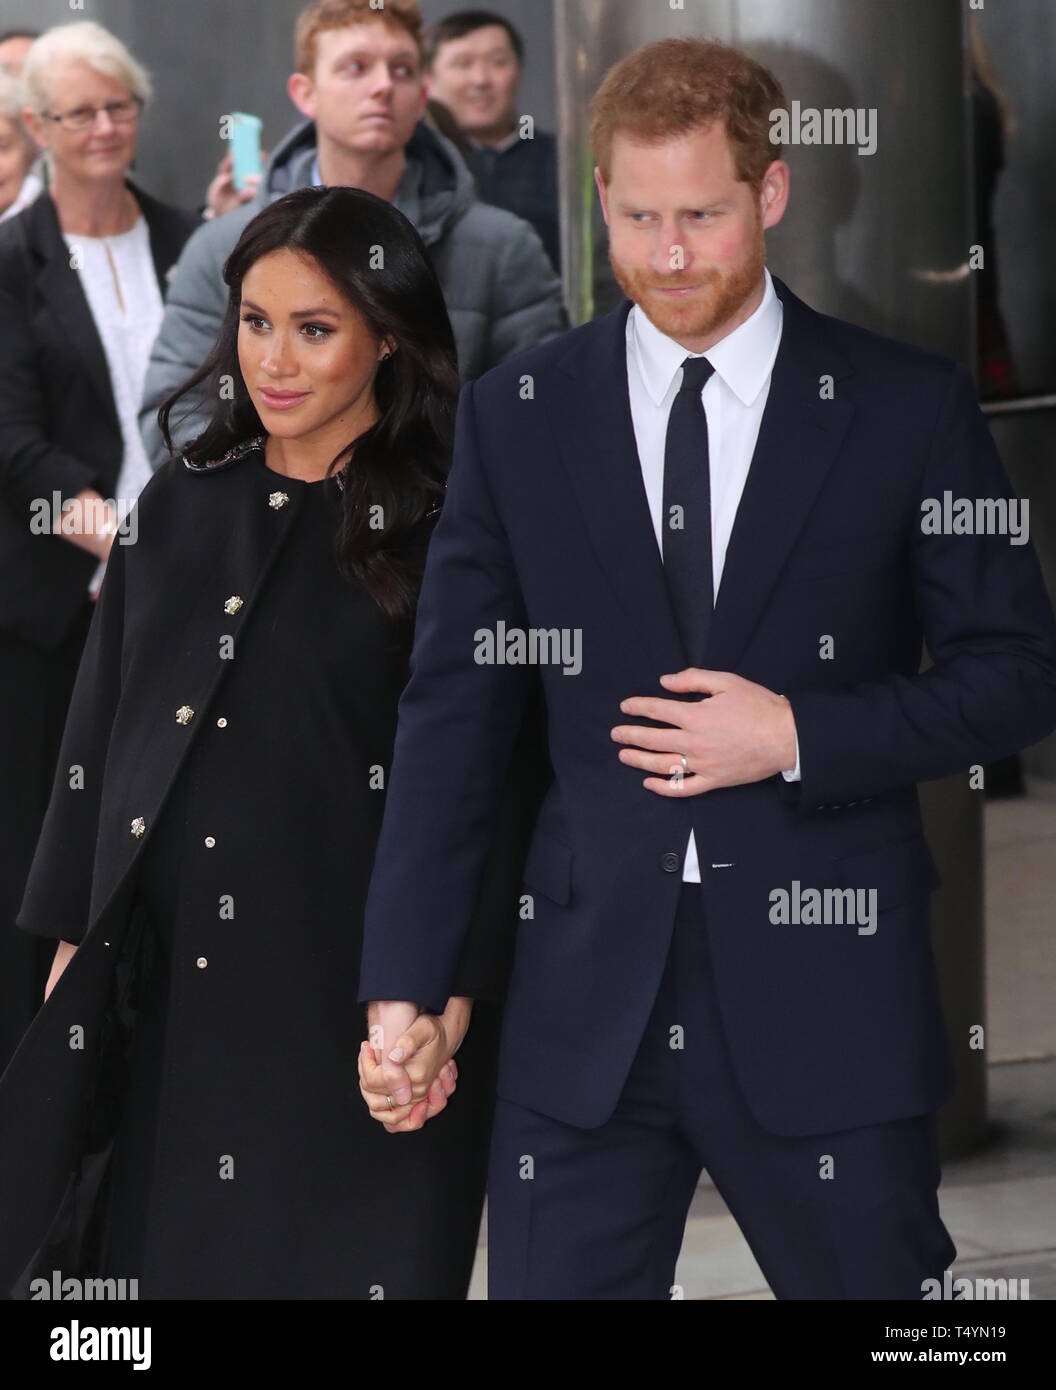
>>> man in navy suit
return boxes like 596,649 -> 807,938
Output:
357,37 -> 1056,1298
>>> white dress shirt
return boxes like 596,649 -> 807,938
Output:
624,266 -> 800,883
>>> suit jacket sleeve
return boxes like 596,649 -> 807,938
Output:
446,681 -> 551,1002
0,249 -> 103,512
785,364 -> 1056,810
16,531 -> 127,943
358,378 -> 535,1011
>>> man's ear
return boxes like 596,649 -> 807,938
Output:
760,159 -> 790,232
287,71 -> 316,122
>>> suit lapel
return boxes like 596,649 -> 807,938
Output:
131,179 -> 192,296
552,299 -> 688,680
706,277 -> 856,672
550,278 -> 856,681
27,193 -> 118,434
27,181 -> 188,439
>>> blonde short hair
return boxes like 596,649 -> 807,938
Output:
20,20 -> 152,116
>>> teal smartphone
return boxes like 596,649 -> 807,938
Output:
230,112 -> 263,191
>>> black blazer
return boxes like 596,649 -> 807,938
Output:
359,276 -> 1056,1134
0,180 -> 199,651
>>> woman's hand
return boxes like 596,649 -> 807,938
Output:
44,940 -> 77,1001
359,996 -> 473,1134
57,490 -> 118,561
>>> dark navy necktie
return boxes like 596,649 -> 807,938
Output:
662,355 -> 716,668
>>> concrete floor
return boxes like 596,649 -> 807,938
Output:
467,794 -> 1056,1299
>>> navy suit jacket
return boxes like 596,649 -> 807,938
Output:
359,275 -> 1056,1135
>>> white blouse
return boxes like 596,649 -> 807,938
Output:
62,214 -> 163,593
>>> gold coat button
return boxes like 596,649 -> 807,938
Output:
196,956 -> 208,969
268,490 -> 290,510
130,817 -> 146,838
176,705 -> 194,725
204,835 -> 216,848
224,595 -> 243,615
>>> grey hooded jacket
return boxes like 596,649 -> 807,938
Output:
139,117 -> 568,467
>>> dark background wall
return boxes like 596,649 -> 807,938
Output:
1,0 -> 557,212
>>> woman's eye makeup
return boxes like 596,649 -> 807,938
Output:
240,313 -> 333,340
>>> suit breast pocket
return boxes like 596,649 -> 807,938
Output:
521,828 -> 574,908
783,532 -> 906,586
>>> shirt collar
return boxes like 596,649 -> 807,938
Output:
310,152 -> 419,214
629,266 -> 783,408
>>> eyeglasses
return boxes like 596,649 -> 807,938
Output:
43,97 -> 142,131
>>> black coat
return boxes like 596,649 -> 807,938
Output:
0,179 -> 199,652
0,444 -> 547,1297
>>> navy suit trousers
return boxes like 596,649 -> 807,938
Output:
487,883 -> 957,1299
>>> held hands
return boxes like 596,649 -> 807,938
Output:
611,668 -> 798,795
359,997 -> 472,1134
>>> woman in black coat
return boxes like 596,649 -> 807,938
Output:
0,186 -> 545,1299
0,23 -> 199,1074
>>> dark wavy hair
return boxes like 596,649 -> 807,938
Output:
158,186 -> 460,625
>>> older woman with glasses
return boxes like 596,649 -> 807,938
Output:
0,20 -> 198,1074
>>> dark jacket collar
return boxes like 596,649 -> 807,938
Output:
19,179 -> 197,433
21,175 -> 194,291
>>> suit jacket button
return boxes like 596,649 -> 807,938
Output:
268,490 -> 290,510
130,817 -> 146,838
204,835 -> 216,848
216,716 -> 227,728
660,851 -> 681,873
224,595 -> 243,614
196,956 -> 208,969
176,705 -> 194,725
